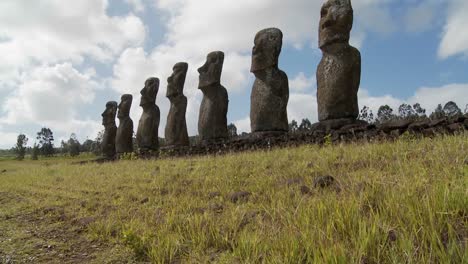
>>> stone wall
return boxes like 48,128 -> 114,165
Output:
159,115 -> 467,158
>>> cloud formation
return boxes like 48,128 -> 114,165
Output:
0,0 -> 467,148
0,0 -> 146,147
439,0 -> 468,58
1,63 -> 102,144
111,0 -> 396,137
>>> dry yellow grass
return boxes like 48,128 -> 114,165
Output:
0,133 -> 467,263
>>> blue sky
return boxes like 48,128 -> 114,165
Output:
0,0 -> 467,149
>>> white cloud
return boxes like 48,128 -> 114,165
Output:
359,84 -> 468,117
0,63 -> 102,147
288,93 -> 318,124
358,89 -> 404,115
408,83 -> 468,112
0,130 -> 21,149
233,117 -> 251,134
0,0 -> 147,147
0,0 -> 146,88
2,63 -> 99,124
2,0 -> 466,149
290,72 -> 315,92
439,0 -> 468,59
111,0 -> 395,136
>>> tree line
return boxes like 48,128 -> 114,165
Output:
12,128 -> 104,161
288,101 -> 466,133
11,123 -> 240,161
11,101 -> 467,160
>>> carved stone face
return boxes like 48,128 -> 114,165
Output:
251,28 -> 283,72
140,77 -> 159,107
319,0 -> 353,49
102,101 -> 118,126
167,62 -> 188,98
118,94 -> 132,119
198,51 -> 224,88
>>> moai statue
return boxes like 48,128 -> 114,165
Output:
116,94 -> 134,155
165,62 -> 190,148
316,0 -> 361,129
198,51 -> 229,143
136,77 -> 160,155
250,28 -> 289,134
101,101 -> 118,159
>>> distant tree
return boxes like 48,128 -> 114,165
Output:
443,101 -> 462,118
289,120 -> 298,133
31,143 -> 39,160
358,106 -> 374,123
189,135 -> 199,146
68,133 -> 80,157
298,118 -> 313,132
430,104 -> 445,120
159,137 -> 166,147
92,130 -> 104,156
60,140 -> 69,155
132,135 -> 138,153
398,103 -> 416,120
377,105 -> 395,123
14,134 -> 28,160
36,127 -> 54,156
227,123 -> 238,138
81,139 -> 94,153
464,104 -> 468,114
412,103 -> 426,117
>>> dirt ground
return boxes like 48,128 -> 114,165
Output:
0,191 -> 134,264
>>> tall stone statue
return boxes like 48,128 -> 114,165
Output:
101,101 -> 118,159
250,28 -> 289,134
165,62 -> 189,148
136,77 -> 160,155
316,0 -> 361,128
116,94 -> 133,154
198,51 -> 229,143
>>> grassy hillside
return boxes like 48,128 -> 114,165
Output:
0,133 -> 467,263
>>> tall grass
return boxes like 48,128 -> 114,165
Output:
0,133 -> 466,263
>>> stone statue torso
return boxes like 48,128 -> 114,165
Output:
116,118 -> 133,153
317,44 -> 361,121
198,84 -> 229,142
102,125 -> 117,158
250,68 -> 289,132
137,105 -> 160,150
165,95 -> 189,147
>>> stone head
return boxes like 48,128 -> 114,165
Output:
251,28 -> 283,72
102,101 -> 118,126
198,51 -> 224,88
117,94 -> 133,119
140,77 -> 159,107
167,62 -> 188,98
319,0 -> 353,49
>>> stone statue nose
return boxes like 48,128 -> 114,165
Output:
198,65 -> 205,74
322,18 -> 334,29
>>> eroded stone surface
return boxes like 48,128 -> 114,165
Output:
116,94 -> 134,154
101,101 -> 118,159
250,28 -> 289,133
159,118 -> 466,158
165,62 -> 189,148
198,51 -> 229,143
136,77 -> 160,155
316,0 -> 361,122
